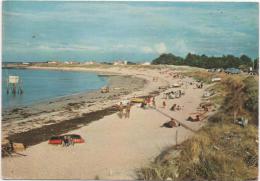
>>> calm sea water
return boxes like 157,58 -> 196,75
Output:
2,68 -> 108,109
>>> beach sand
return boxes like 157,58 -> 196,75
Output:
2,65 -> 214,179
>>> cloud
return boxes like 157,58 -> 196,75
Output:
154,42 -> 167,54
170,39 -> 192,56
140,43 -> 168,54
5,42 -> 101,52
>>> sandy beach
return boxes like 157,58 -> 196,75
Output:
2,65 -> 214,179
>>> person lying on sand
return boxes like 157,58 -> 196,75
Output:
187,115 -> 200,122
161,118 -> 180,128
170,104 -> 182,111
201,105 -> 209,112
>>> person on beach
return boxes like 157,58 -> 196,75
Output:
146,97 -> 151,106
152,97 -> 156,108
63,136 -> 68,147
125,103 -> 131,118
141,101 -> 146,109
163,101 -> 166,108
161,118 -> 180,128
69,136 -> 74,146
176,105 -> 181,111
195,115 -> 200,122
170,104 -> 176,111
119,102 -> 124,118
64,136 -> 71,147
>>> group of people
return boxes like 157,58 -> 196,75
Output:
118,102 -> 132,119
161,101 -> 182,111
117,96 -> 157,119
141,96 -> 156,109
170,104 -> 182,111
63,136 -> 74,147
187,115 -> 200,122
163,90 -> 185,99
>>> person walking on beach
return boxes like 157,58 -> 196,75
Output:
125,103 -> 131,118
119,102 -> 124,118
152,97 -> 156,108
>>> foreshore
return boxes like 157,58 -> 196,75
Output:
2,72 -> 148,143
2,64 -> 214,179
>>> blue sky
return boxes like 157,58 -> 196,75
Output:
2,2 -> 259,62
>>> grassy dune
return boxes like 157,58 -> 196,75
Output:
137,70 -> 258,181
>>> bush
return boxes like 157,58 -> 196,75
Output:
176,124 -> 258,181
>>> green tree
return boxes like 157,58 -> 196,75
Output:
152,53 -> 254,70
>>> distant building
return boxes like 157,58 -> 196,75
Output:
47,61 -> 58,64
84,61 -> 96,65
113,60 -> 128,65
64,61 -> 79,64
142,62 -> 151,65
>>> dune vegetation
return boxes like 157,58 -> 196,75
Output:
136,71 -> 258,181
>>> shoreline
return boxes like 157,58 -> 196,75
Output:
2,65 -> 166,144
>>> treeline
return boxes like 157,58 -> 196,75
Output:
152,53 -> 259,70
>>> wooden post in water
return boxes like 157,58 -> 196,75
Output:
7,76 -> 23,95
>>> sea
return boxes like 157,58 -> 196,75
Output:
2,68 -> 108,109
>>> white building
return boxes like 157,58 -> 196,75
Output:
84,61 -> 96,65
47,61 -> 58,64
142,62 -> 151,65
113,60 -> 128,65
64,61 -> 79,64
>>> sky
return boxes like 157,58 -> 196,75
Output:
2,1 -> 259,62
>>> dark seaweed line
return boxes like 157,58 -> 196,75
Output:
7,106 -> 118,147
6,90 -> 161,147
